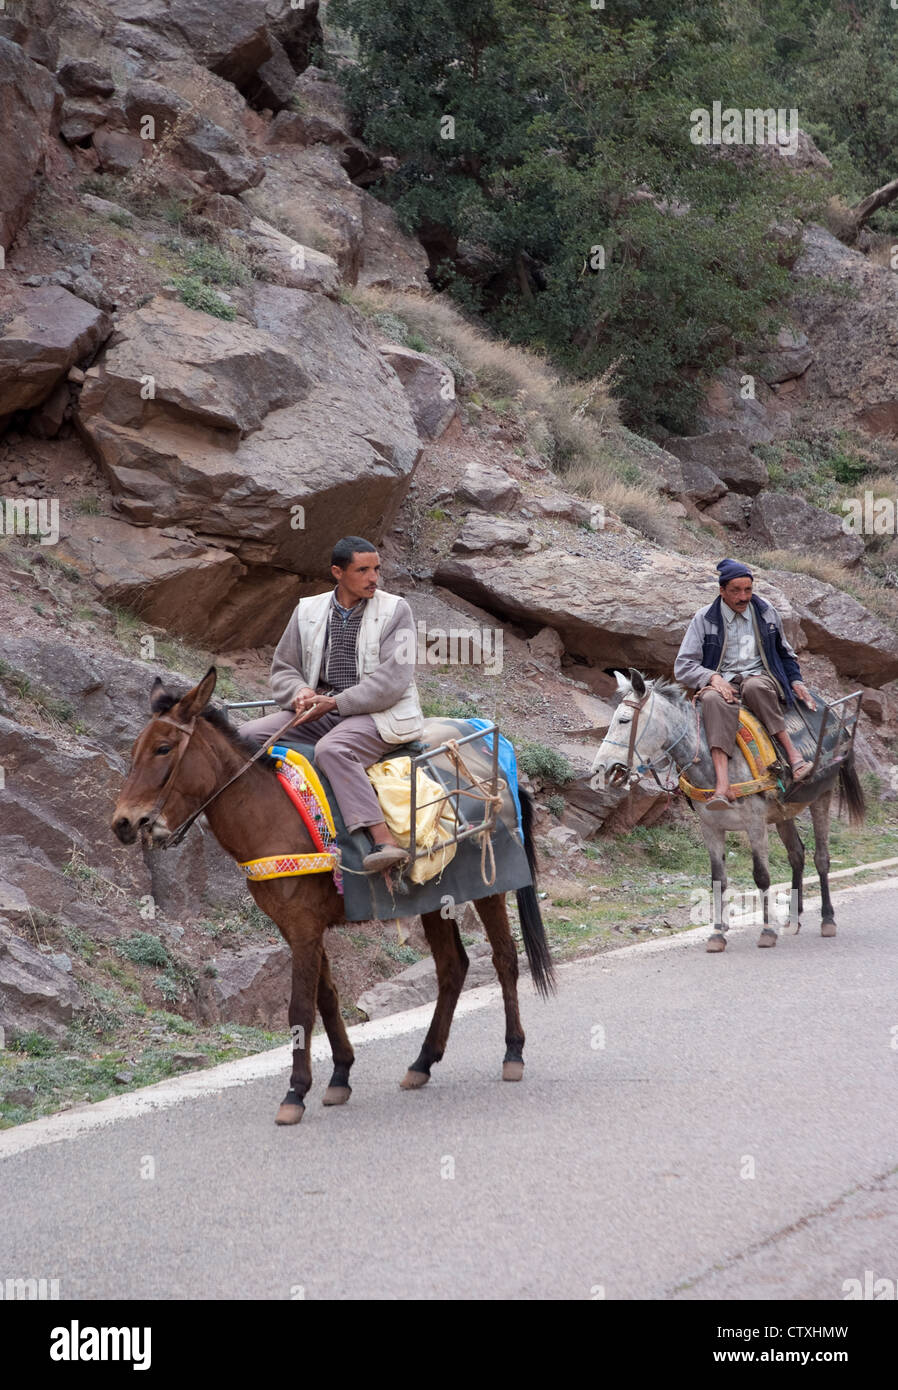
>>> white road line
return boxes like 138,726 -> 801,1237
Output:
0,871 -> 893,1161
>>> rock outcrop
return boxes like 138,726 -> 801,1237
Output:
74,291 -> 421,635
0,36 -> 61,251
434,547 -> 801,674
0,918 -> 83,1043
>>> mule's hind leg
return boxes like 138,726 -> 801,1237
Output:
317,948 -> 355,1106
473,894 -> 526,1081
810,790 -> 837,936
400,911 -> 468,1090
749,809 -> 777,947
775,818 -> 805,933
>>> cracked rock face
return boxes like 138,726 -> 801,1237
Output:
75,291 -> 421,597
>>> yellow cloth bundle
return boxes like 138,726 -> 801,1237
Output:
366,756 -> 458,884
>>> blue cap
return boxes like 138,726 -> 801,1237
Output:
716,558 -> 753,586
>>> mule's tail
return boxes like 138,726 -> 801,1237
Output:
839,753 -> 866,827
516,785 -> 556,999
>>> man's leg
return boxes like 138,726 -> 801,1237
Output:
699,686 -> 741,800
741,675 -> 811,777
239,708 -> 341,750
314,716 -> 407,870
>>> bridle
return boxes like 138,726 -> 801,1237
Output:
143,708 -> 302,849
601,687 -> 702,794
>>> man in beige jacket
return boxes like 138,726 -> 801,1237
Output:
241,536 -> 424,872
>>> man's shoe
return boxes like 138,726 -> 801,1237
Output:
362,843 -> 409,873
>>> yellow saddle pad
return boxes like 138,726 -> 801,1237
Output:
679,707 -> 781,803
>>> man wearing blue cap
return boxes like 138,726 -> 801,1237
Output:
674,559 -> 816,808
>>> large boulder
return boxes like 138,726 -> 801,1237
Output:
0,36 -> 61,251
379,345 -> 457,439
0,0 -> 59,70
357,940 -> 499,1021
110,0 -> 267,90
57,59 -> 116,100
76,290 -> 421,579
78,295 -> 308,434
0,918 -> 82,1043
750,490 -> 865,568
56,512 -> 304,648
122,80 -> 263,194
247,215 -> 340,296
791,223 -> 898,438
246,144 -> 429,290
452,513 -> 531,554
767,569 -> 898,685
202,941 -> 291,1026
0,284 -> 111,420
434,546 -> 801,672
455,461 -> 522,511
666,431 -> 769,496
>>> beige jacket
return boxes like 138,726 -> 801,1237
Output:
270,588 -> 424,745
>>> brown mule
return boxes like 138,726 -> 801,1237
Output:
111,668 -> 556,1125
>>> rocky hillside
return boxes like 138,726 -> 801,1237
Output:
3,1 -> 898,1115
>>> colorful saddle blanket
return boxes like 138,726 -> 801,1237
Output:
679,708 -> 780,803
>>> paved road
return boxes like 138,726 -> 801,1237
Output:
2,881 -> 897,1300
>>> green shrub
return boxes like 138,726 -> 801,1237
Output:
518,743 -> 574,785
173,275 -> 237,320
116,932 -> 170,968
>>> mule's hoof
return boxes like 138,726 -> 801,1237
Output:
275,1100 -> 305,1126
322,1085 -> 351,1106
821,920 -> 837,937
502,1060 -> 524,1082
758,929 -> 777,947
399,1069 -> 430,1090
706,933 -> 727,953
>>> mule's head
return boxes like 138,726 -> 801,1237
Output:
111,667 -> 219,847
591,668 -> 674,787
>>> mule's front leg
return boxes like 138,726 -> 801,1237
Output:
317,948 -> 354,1106
700,815 -> 728,953
276,944 -> 323,1126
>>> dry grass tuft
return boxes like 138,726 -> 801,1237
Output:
757,548 -> 898,627
346,289 -> 685,544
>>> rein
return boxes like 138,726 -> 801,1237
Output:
152,708 -> 302,849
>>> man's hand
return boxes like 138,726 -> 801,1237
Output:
292,687 -> 317,712
709,673 -> 738,703
293,694 -> 338,725
792,681 -> 817,711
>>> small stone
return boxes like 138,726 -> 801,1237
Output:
170,1051 -> 207,1069
5,1086 -> 36,1108
113,1070 -> 134,1085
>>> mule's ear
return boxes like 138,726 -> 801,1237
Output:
629,668 -> 646,697
613,669 -> 630,693
149,677 -> 170,714
175,666 -> 218,721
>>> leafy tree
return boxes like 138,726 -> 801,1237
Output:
330,0 -> 821,431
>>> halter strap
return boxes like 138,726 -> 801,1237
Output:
151,708 -> 303,849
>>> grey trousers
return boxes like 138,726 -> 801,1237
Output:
240,709 -> 392,834
699,673 -> 786,756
